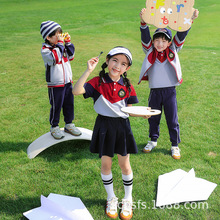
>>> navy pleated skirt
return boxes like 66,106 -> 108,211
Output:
90,115 -> 138,158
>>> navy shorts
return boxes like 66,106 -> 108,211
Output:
90,115 -> 138,158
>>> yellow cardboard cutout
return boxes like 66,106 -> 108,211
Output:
142,0 -> 195,31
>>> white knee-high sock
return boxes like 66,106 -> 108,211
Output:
122,172 -> 133,202
101,172 -> 116,200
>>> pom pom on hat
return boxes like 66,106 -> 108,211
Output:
40,21 -> 61,40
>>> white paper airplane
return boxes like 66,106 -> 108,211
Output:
23,193 -> 94,220
156,168 -> 217,207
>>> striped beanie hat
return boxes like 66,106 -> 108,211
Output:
40,21 -> 61,40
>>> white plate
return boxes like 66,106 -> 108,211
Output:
121,106 -> 161,116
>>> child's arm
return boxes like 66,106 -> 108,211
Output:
173,9 -> 199,52
72,57 -> 99,95
64,33 -> 75,61
41,34 -> 65,66
41,45 -> 64,66
140,8 -> 152,54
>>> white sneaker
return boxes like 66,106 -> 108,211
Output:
106,197 -> 118,219
143,141 -> 157,153
50,126 -> 65,139
120,199 -> 133,220
171,146 -> 181,159
64,123 -> 82,136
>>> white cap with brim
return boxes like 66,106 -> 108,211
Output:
107,47 -> 132,65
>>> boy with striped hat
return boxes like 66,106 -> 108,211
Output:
40,21 -> 81,139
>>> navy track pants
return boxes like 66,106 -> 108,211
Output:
48,83 -> 74,127
148,87 -> 180,146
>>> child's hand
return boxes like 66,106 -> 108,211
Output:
64,32 -> 71,42
142,107 -> 151,119
58,33 -> 64,42
140,8 -> 146,23
87,57 -> 99,73
192,9 -> 199,21
142,115 -> 151,119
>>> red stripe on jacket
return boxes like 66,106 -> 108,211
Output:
173,36 -> 184,47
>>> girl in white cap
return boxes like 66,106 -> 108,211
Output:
73,47 -> 138,219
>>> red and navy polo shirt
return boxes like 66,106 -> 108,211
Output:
83,74 -> 139,118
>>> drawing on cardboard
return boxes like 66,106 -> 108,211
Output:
142,0 -> 195,31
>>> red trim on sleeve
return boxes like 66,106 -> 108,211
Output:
173,36 -> 184,47
142,40 -> 152,50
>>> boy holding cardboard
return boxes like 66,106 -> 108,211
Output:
139,8 -> 199,159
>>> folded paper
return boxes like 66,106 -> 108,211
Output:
23,193 -> 94,220
156,168 -> 217,207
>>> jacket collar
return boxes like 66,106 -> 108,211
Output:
152,47 -> 175,62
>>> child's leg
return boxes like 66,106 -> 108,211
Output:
148,89 -> 162,142
118,154 -> 133,202
118,154 -> 133,219
63,83 -> 74,124
163,87 -> 180,146
101,156 -> 116,200
48,87 -> 65,127
102,156 -> 118,219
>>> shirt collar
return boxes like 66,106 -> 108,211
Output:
154,48 -> 167,63
104,74 -> 124,86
